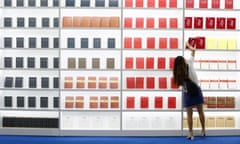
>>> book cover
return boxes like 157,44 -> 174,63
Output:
158,0 -> 166,8
100,17 -> 110,28
28,37 -> 36,48
125,57 -> 133,69
41,37 -> 49,48
157,57 -> 166,69
124,17 -> 132,28
73,16 -> 81,27
136,57 -> 144,69
194,17 -> 203,29
92,58 -> 100,69
125,0 -> 133,7
227,18 -> 236,29
169,18 -> 178,28
136,17 -> 144,28
154,96 -> 163,108
68,57 -> 76,69
4,96 -> 12,107
41,77 -> 49,88
4,57 -> 12,68
169,0 -> 177,8
16,37 -> 24,48
4,37 -> 12,48
159,38 -> 167,49
225,97 -> 235,108
158,18 -> 167,28
126,96 -> 135,109
146,77 -> 155,89
28,96 -> 36,108
199,0 -> 208,8
212,0 -> 220,8
90,96 -> 98,109
147,0 -> 155,8
53,57 -> 59,68
81,38 -> 89,48
40,97 -> 48,108
63,16 -> 73,27
100,96 -> 108,108
111,96 -> 119,108
64,77 -> 73,88
227,38 -> 236,50
99,77 -> 107,89
110,16 -> 120,28
207,96 -> 217,108
186,37 -> 196,49
124,37 -> 132,48
53,97 -> 59,108
217,97 -> 226,108
225,117 -> 235,127
169,57 -> 175,69
27,57 -> 35,68
109,0 -> 119,7
78,58 -> 86,69
169,38 -> 178,49
158,77 -> 167,89
91,16 -> 101,27
75,96 -> 84,108
186,0 -> 194,8
80,16 -> 91,27
76,76 -> 85,88
140,96 -> 149,109
28,17 -> 36,27
4,77 -> 13,88
171,77 -> 179,89
15,77 -> 23,88
134,37 -> 142,49
146,57 -> 154,69
88,76 -> 96,88
168,96 -> 176,109
195,37 -> 205,49
17,96 -> 24,107
93,38 -> 101,48
107,38 -> 115,48
136,77 -> 144,89
146,17 -> 154,28
225,0 -> 233,9
16,57 -> 24,68
136,0 -> 143,7
53,37 -> 59,48
40,57 -> 48,68
81,0 -> 90,7
29,77 -> 37,88
126,77 -> 135,89
147,37 -> 155,49
216,17 -> 226,29
65,96 -> 74,108
95,0 -> 105,7
107,58 -> 115,69
110,77 -> 118,89
184,17 -> 192,28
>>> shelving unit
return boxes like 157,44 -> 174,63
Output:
0,0 -> 239,136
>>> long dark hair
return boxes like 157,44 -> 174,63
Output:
173,56 -> 188,86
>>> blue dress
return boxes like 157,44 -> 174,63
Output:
183,84 -> 204,107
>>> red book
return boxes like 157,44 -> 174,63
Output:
195,37 -> 205,49
227,18 -> 236,29
146,17 -> 155,28
225,0 -> 233,9
169,57 -> 175,69
147,37 -> 155,49
125,0 -> 133,7
140,96 -> 149,109
136,17 -> 144,28
65,96 -> 74,108
88,76 -> 96,88
169,0 -> 177,8
147,0 -> 155,8
168,96 -> 176,109
169,18 -> 178,29
134,37 -> 142,49
169,38 -> 178,49
126,77 -> 135,89
194,17 -> 203,29
125,57 -> 133,69
205,17 -> 215,29
98,77 -> 107,89
126,96 -> 135,108
110,77 -> 118,89
90,96 -> 98,109
171,77 -> 179,89
186,37 -> 196,49
154,96 -> 163,109
75,96 -> 84,108
212,0 -> 220,8
199,0 -> 208,8
136,57 -> 144,69
64,77 -> 73,89
76,76 -> 85,88
186,0 -> 194,8
158,18 -> 167,28
159,38 -> 167,49
136,0 -> 143,7
146,77 -> 155,89
111,96 -> 119,108
146,57 -> 154,69
158,0 -> 166,8
157,57 -> 166,69
124,37 -> 132,48
184,17 -> 192,28
158,77 -> 167,89
216,17 -> 226,29
124,17 -> 132,28
100,96 -> 108,109
136,77 -> 144,89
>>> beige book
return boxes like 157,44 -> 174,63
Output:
62,16 -> 73,27
68,57 -> 76,69
92,58 -> 100,69
216,117 -> 225,127
218,38 -> 227,50
206,38 -> 217,49
78,58 -> 86,69
227,38 -> 237,50
206,117 -> 216,128
225,117 -> 235,128
110,16 -> 120,28
107,58 -> 115,69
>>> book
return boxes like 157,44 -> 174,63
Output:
53,0 -> 59,6
17,17 -> 24,27
75,96 -> 84,108
168,96 -> 176,109
4,17 -> 12,27
28,37 -> 36,48
108,38 -> 115,48
78,58 -> 86,69
134,37 -> 142,49
90,96 -> 98,108
28,0 -> 36,6
147,37 -> 155,49
140,96 -> 149,109
206,38 -> 217,49
40,57 -> 48,68
169,38 -> 178,49
41,37 -> 49,48
80,16 -> 91,27
110,77 -> 118,89
53,97 -> 59,108
171,77 -> 179,89
225,97 -> 235,108
217,97 -> 226,108
146,17 -> 154,28
158,77 -> 167,89
212,0 -> 220,8
15,77 -> 23,88
159,38 -> 167,49
80,0 -> 90,7
100,17 -> 110,28
4,77 -> 13,88
136,0 -> 143,7
16,57 -> 23,68
53,77 -> 59,88
88,76 -> 96,88
225,117 -> 235,127
68,57 -> 76,69
227,18 -> 236,29
65,96 -> 74,108
29,77 -> 37,88
99,77 -> 107,89
186,37 -> 196,49
124,17 -> 132,28
136,57 -> 144,69
157,57 -> 166,69
158,0 -> 166,8
16,37 -> 24,48
207,96 -> 217,108
125,0 -> 133,7
126,77 -> 135,89
67,38 -> 75,48
146,57 -> 154,69
41,77 -> 49,88
4,96 -> 12,107
195,37 -> 205,49
17,96 -> 24,107
4,57 -> 12,68
169,57 -> 175,69
92,58 -> 100,69
63,16 -> 73,27
64,77 -> 73,88
42,17 -> 49,27
53,57 -> 59,68
40,97 -> 48,108
93,38 -> 101,48
95,0 -> 105,7
111,96 -> 119,108
53,18 -> 59,28
81,38 -> 88,48
216,17 -> 226,29
169,0 -> 177,8
4,0 -> 12,6
199,0 -> 208,8
28,17 -> 36,27
225,0 -> 233,9
126,96 -> 135,109
186,0 -> 194,8
147,0 -> 155,8
110,16 -> 120,28
184,17 -> 192,28
73,16 -> 81,27
76,76 -> 85,88
135,17 -> 144,28
125,57 -> 133,69
227,38 -> 236,50
146,77 -> 155,89
107,58 -> 115,69
17,0 -> 24,7
136,77 -> 144,89
169,18 -> 178,28
28,96 -> 36,108
194,17 -> 203,29
109,0 -> 118,7
66,0 -> 75,6
53,37 -> 59,48
27,57 -> 35,68
154,96 -> 163,109
4,37 -> 12,48
100,96 -> 108,108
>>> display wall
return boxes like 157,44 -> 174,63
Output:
0,0 -> 239,136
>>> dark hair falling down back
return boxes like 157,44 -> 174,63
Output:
173,56 -> 188,86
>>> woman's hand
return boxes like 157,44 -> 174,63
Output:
186,41 -> 196,57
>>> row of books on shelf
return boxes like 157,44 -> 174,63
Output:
204,96 -> 235,108
185,0 -> 234,9
62,16 -> 119,28
65,96 -> 119,109
3,0 -> 60,7
64,76 -> 118,89
124,37 -> 179,49
4,76 -> 59,88
194,59 -> 238,70
124,17 -> 178,29
183,116 -> 235,128
67,57 -> 115,69
3,96 -> 59,108
3,17 -> 59,28
124,0 -> 178,8
200,79 -> 237,89
184,17 -> 236,30
3,57 -> 59,69
126,77 -> 178,89
125,57 -> 173,69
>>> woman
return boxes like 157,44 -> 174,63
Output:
173,42 -> 205,140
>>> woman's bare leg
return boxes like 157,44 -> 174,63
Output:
196,104 -> 205,135
186,107 -> 193,137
